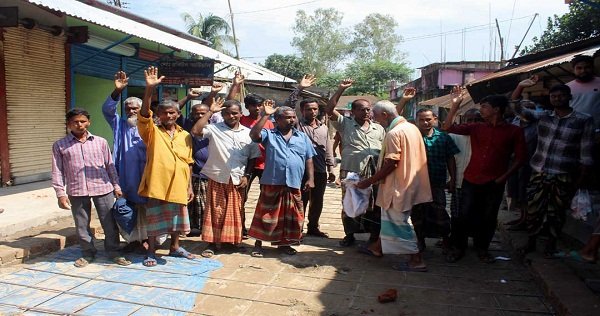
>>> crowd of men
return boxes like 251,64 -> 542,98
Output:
51,54 -> 600,271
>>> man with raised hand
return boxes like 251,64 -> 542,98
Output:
137,66 -> 195,267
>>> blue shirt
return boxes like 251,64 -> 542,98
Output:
102,96 -> 147,204
179,117 -> 209,179
259,128 -> 316,189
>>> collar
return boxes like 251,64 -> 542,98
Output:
69,131 -> 93,141
302,118 -> 322,127
424,127 -> 441,138
275,126 -> 299,136
352,118 -> 378,131
550,108 -> 574,119
159,124 -> 184,133
386,116 -> 403,132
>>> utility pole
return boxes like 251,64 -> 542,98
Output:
495,18 -> 505,65
227,0 -> 240,60
511,13 -> 538,59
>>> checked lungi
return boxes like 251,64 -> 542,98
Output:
189,176 -> 208,232
248,184 -> 304,246
202,179 -> 245,244
526,172 -> 576,238
145,198 -> 190,236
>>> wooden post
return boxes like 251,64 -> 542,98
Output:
0,28 -> 12,185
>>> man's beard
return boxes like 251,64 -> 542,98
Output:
575,73 -> 594,82
127,116 -> 137,127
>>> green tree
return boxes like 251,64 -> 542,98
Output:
316,72 -> 345,91
181,12 -> 236,55
343,59 -> 411,98
292,8 -> 351,77
262,54 -> 306,81
521,1 -> 600,55
351,13 -> 403,61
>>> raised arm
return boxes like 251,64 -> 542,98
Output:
396,87 -> 416,116
110,71 -> 129,101
140,66 -> 164,118
203,82 -> 224,107
227,71 -> 245,100
190,97 -> 225,137
510,75 -> 539,120
326,79 -> 354,120
249,99 -> 276,142
103,71 -> 129,126
285,74 -> 316,109
178,89 -> 201,109
441,85 -> 465,131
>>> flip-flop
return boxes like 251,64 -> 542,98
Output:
201,249 -> 215,258
568,250 -> 596,264
113,256 -> 132,266
169,247 -> 195,259
74,256 -> 94,268
278,246 -> 297,255
143,255 -> 157,267
391,262 -> 428,272
357,246 -> 383,258
251,247 -> 264,258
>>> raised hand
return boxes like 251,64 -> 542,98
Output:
187,89 -> 202,99
114,71 -> 129,90
144,66 -> 164,88
518,75 -> 539,88
210,97 -> 225,113
401,87 -> 416,101
263,99 -> 276,116
211,82 -> 224,93
233,71 -> 245,85
299,74 -> 316,89
339,78 -> 354,89
451,85 -> 465,106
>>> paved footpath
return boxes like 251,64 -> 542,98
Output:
0,179 -> 555,315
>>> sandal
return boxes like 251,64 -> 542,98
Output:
169,246 -> 195,259
201,249 -> 215,258
568,250 -> 596,264
391,262 -> 428,272
357,245 -> 383,258
279,246 -> 297,255
339,235 -> 356,247
478,252 -> 496,264
112,256 -> 132,266
306,229 -> 329,238
74,256 -> 94,268
251,246 -> 264,258
445,250 -> 464,263
143,255 -> 157,267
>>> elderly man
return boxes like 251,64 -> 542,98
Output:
137,66 -> 195,267
356,101 -> 432,271
52,108 -> 129,268
248,102 -> 316,256
326,79 -> 385,247
191,98 -> 260,257
102,71 -> 149,250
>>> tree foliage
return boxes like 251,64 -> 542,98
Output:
521,1 -> 600,55
344,59 -> 411,98
291,8 -> 352,77
106,0 -> 128,8
181,12 -> 236,56
262,54 -> 306,81
351,13 -> 403,61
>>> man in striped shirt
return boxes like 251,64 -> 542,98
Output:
52,108 -> 129,268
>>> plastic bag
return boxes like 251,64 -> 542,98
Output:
342,172 -> 372,218
571,189 -> 592,221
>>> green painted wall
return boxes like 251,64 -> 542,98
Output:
73,74 -> 115,146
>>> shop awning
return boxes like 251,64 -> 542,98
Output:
27,0 -> 295,83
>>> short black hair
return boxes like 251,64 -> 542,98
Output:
416,108 -> 437,117
480,94 -> 509,113
548,84 -> 571,95
223,99 -> 242,111
244,94 -> 265,107
299,98 -> 319,110
66,108 -> 90,121
571,55 -> 594,67
351,99 -> 370,110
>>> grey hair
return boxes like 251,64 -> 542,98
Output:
124,96 -> 142,107
157,99 -> 180,112
372,100 -> 398,115
274,106 -> 294,119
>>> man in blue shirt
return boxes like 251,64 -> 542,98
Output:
102,71 -> 148,251
248,102 -> 316,256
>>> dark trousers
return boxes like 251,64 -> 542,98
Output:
242,168 -> 264,234
411,187 -> 450,252
301,172 -> 327,231
70,192 -> 120,258
450,179 -> 504,252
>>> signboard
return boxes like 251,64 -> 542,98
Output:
159,59 -> 214,86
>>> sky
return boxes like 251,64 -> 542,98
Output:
131,0 -> 570,80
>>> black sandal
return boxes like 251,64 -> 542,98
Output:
339,235 -> 356,247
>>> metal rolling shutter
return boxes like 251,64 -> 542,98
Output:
3,27 -> 66,184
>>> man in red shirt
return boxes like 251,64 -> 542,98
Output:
442,87 -> 527,263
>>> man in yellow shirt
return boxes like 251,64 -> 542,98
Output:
137,66 -> 195,267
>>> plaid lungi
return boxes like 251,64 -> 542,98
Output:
526,172 -> 575,238
248,185 -> 304,246
202,179 -> 245,244
145,198 -> 190,236
188,176 -> 208,231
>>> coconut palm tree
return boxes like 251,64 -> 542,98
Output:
181,12 -> 236,56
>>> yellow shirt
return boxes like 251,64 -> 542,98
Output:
137,111 -> 193,204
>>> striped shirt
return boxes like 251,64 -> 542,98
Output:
51,132 -> 120,198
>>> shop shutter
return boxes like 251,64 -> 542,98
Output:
3,27 -> 66,184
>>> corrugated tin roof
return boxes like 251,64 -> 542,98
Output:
419,92 -> 474,110
27,0 -> 295,83
467,44 -> 600,86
